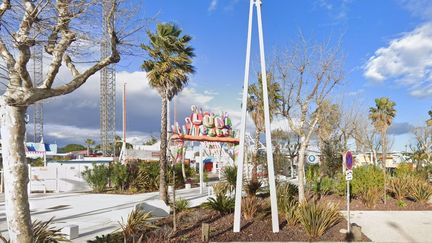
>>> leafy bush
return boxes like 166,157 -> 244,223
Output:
202,194 -> 235,215
309,176 -> 335,196
118,209 -> 156,242
82,164 -> 111,192
175,198 -> 189,212
242,196 -> 258,220
395,163 -> 413,178
409,180 -> 432,203
130,162 -> 160,192
297,201 -> 342,239
110,162 -> 129,191
351,165 -> 384,197
33,218 -> 68,243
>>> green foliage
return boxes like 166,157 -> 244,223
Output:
33,217 -> 68,243
110,163 -> 129,191
409,180 -> 432,203
369,97 -> 397,132
82,164 -> 111,192
143,136 -> 158,145
306,165 -> 334,196
297,201 -> 342,239
59,144 -> 86,153
119,209 -> 156,242
276,181 -> 298,207
222,165 -> 237,192
213,181 -> 231,196
320,140 -> 343,177
202,194 -> 235,215
396,200 -> 407,208
87,233 -> 123,243
245,180 -> 262,197
28,157 -> 44,167
174,198 -> 189,212
359,187 -> 382,208
242,196 -> 258,220
130,162 -> 160,192
389,177 -> 410,200
282,199 -> 299,226
395,163 -> 413,178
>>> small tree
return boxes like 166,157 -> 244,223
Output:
85,139 -> 96,156
0,1 -> 121,241
369,97 -> 396,204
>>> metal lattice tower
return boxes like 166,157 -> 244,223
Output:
32,44 -> 44,143
100,0 -> 116,156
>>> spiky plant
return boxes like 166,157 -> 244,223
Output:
222,165 -> 237,193
242,196 -> 258,220
410,181 -> 432,203
202,194 -> 235,215
32,218 -> 68,243
174,198 -> 189,213
282,199 -> 299,226
297,201 -> 342,239
118,209 -> 156,242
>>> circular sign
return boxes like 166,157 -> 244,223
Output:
307,154 -> 318,164
346,151 -> 353,170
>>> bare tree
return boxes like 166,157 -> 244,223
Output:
0,1 -> 121,241
275,38 -> 343,201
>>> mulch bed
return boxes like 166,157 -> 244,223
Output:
149,208 -> 370,242
322,194 -> 432,211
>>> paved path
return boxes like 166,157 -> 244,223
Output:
345,211 -> 432,243
0,187 -> 210,242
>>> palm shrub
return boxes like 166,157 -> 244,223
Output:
202,194 -> 235,215
33,218 -> 68,243
118,209 -> 156,242
110,162 -> 129,191
222,165 -> 237,193
174,198 -> 189,213
245,180 -> 262,197
297,201 -> 342,239
82,164 -> 111,192
409,180 -> 432,203
242,196 -> 258,220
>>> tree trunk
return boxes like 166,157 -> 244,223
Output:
0,100 -> 33,243
252,129 -> 260,183
297,136 -> 307,202
172,165 -> 177,232
159,96 -> 168,204
382,132 -> 387,205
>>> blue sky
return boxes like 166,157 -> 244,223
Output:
38,0 -> 432,150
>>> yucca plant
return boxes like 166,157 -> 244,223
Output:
245,180 -> 262,197
222,165 -> 237,193
33,218 -> 68,243
202,194 -> 235,215
297,201 -> 342,239
242,196 -> 258,220
118,209 -> 156,242
175,198 -> 189,213
282,199 -> 299,226
410,181 -> 432,203
389,177 -> 410,200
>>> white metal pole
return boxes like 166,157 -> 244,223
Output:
256,0 -> 279,232
233,0 -> 254,233
199,143 -> 204,194
347,179 -> 350,233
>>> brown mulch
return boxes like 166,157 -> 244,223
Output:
322,194 -> 432,211
150,208 -> 370,242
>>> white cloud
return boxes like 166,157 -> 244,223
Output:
208,0 -> 218,12
363,23 -> 432,97
398,0 -> 432,20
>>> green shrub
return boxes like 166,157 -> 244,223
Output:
175,198 -> 189,212
130,162 -> 159,192
309,176 -> 335,196
82,164 -> 111,192
33,217 -> 68,243
409,180 -> 432,203
395,163 -> 413,178
110,162 -> 129,191
351,165 -> 384,197
297,201 -> 342,239
222,165 -> 237,192
202,194 -> 235,215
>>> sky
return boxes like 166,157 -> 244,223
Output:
29,0 -> 432,151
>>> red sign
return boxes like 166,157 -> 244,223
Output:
346,151 -> 353,170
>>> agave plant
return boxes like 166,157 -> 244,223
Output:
297,201 -> 342,239
118,209 -> 156,242
202,194 -> 235,215
32,218 -> 68,243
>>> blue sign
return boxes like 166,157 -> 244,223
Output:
346,151 -> 353,170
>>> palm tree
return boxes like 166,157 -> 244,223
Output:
84,139 -> 95,156
141,23 -> 195,204
369,97 -> 396,204
427,108 -> 432,127
247,72 -> 282,183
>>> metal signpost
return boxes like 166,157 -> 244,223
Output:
345,151 -> 353,233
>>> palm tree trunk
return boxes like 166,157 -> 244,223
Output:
252,129 -> 260,183
159,96 -> 169,204
382,132 -> 387,204
0,100 -> 33,243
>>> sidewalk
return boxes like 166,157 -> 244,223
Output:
345,211 -> 432,243
0,187 -> 210,242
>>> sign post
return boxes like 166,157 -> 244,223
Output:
345,151 -> 353,233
